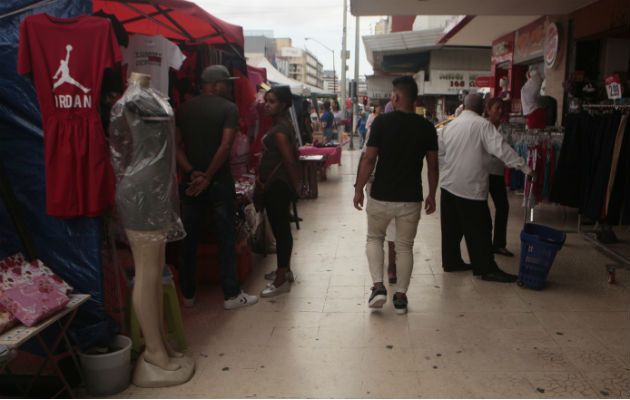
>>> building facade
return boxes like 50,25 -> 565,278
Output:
323,70 -> 339,94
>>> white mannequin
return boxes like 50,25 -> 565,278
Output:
521,68 -> 542,116
124,72 -> 195,387
499,77 -> 510,101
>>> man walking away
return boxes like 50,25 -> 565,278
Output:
354,76 -> 439,315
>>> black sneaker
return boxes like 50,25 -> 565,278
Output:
368,285 -> 387,308
393,292 -> 408,315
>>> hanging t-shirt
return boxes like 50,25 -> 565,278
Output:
18,13 -> 121,218
121,34 -> 186,96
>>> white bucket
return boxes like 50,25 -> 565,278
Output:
78,335 -> 132,396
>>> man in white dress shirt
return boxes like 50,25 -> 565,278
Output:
438,94 -> 534,282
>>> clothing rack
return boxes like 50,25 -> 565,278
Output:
516,128 -> 564,217
582,103 -> 630,111
527,106 -> 630,282
577,104 -> 630,281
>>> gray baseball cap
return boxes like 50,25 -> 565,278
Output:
201,65 -> 239,82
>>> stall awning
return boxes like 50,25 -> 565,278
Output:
351,0 -> 597,16
247,56 -> 330,96
93,0 -> 244,49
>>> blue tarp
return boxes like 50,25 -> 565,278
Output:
0,0 -> 116,349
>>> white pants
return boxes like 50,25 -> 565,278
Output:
366,182 -> 396,241
366,197 -> 421,292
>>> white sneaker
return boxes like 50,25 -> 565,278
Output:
224,291 -> 259,310
260,280 -> 291,297
182,296 -> 195,308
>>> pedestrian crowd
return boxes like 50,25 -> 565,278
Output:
175,65 -> 533,315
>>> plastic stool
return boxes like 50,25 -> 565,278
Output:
126,270 -> 187,355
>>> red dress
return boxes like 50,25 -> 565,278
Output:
18,14 -> 121,218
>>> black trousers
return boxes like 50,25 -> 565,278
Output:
489,174 -> 509,249
440,188 -> 498,275
264,180 -> 294,269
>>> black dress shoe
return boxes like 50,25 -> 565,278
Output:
493,247 -> 515,257
481,270 -> 518,283
443,263 -> 472,272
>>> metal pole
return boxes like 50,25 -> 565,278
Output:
351,16 -> 360,151
340,0 -> 348,144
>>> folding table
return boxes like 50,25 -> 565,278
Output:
0,294 -> 90,398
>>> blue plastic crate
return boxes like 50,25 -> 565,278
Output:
518,223 -> 566,290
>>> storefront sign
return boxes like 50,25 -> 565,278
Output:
474,76 -> 493,88
491,33 -> 514,65
544,23 -> 560,68
605,74 -> 623,99
514,18 -> 545,64
281,47 -> 303,58
423,70 -> 490,95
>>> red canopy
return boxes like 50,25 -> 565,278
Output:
246,64 -> 267,89
93,0 -> 244,49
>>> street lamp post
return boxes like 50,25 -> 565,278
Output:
305,37 -> 336,95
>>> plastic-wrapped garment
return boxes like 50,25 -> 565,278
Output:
109,82 -> 185,242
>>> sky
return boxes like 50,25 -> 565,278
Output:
195,0 -> 384,79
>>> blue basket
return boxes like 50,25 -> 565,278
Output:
518,223 -> 566,290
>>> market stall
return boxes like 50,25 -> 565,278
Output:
0,0 -> 258,392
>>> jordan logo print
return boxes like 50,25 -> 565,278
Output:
53,44 -> 90,93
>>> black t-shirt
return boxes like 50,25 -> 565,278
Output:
176,94 -> 239,185
367,111 -> 438,202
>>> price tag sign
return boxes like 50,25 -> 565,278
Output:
605,74 -> 622,100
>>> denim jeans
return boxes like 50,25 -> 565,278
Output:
179,181 -> 240,300
359,131 -> 367,148
366,197 -> 422,292
324,128 -> 336,143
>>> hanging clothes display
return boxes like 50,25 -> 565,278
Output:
503,124 -> 563,198
550,109 -> 630,224
121,34 -> 186,96
17,13 -> 121,218
519,132 -> 562,208
172,43 -> 223,109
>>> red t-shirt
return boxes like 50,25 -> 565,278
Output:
18,13 -> 121,218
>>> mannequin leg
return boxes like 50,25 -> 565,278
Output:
127,230 -> 179,371
157,262 -> 183,358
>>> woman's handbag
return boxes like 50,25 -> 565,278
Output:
253,162 -> 282,212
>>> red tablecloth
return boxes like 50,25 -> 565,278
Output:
299,146 -> 341,167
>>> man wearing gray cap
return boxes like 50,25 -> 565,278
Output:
175,64 -> 258,309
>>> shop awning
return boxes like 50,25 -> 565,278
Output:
362,28 -> 443,67
92,0 -> 244,50
436,15 -> 541,46
351,0 -> 597,16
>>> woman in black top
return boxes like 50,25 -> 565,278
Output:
258,86 -> 301,297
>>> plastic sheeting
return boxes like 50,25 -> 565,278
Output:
0,0 -> 115,350
109,80 -> 185,242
